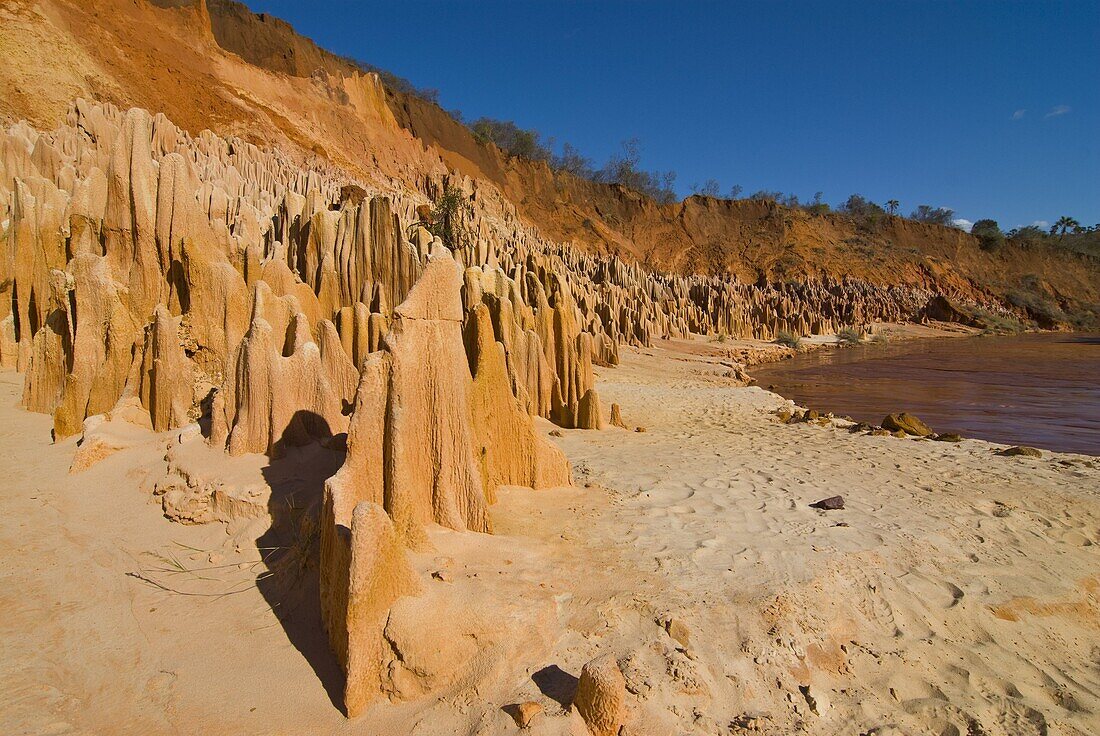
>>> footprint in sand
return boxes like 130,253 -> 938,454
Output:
1055,529 -> 1092,547
990,698 -> 1050,735
889,676 -> 948,703
666,504 -> 695,515
690,537 -> 723,562
898,572 -> 965,610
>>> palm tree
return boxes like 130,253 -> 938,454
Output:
1051,216 -> 1080,239
886,200 -> 899,215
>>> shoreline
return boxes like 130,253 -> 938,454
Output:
706,319 -> 981,372
748,329 -> 1100,457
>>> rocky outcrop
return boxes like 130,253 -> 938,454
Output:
322,248 -> 571,527
882,412 -> 934,437
210,283 -> 357,457
610,403 -> 628,429
204,0 -> 366,79
139,306 -> 195,432
321,499 -> 421,717
0,101 -> 425,442
319,248 -> 570,714
920,295 -> 984,328
4,106 -> 1001,726
465,302 -> 571,498
574,654 -> 628,736
461,259 -> 605,430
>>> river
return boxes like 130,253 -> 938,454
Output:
750,332 -> 1100,456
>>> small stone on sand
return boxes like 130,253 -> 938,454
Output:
810,495 -> 845,510
504,701 -> 542,728
997,446 -> 1042,458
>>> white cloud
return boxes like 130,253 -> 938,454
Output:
952,219 -> 974,232
1031,220 -> 1050,229
1012,109 -> 1026,120
1044,105 -> 1071,119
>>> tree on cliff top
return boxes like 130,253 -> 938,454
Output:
839,194 -> 885,218
910,204 -> 955,225
593,138 -> 678,204
1051,216 -> 1080,239
971,219 -> 1005,251
470,118 -> 554,162
553,143 -> 594,178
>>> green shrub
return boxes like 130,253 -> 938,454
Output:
910,205 -> 955,225
837,327 -> 863,345
971,308 -> 1026,334
775,330 -> 801,349
427,183 -> 473,250
1005,289 -> 1068,326
838,194 -> 887,232
592,138 -> 678,204
972,219 -> 1005,251
470,118 -> 553,161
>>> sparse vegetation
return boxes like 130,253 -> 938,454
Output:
805,192 -> 830,216
554,143 -> 593,177
749,190 -> 781,203
837,327 -> 864,345
354,60 -> 1097,249
464,124 -> 679,204
591,138 -> 678,204
971,308 -> 1026,335
470,118 -> 554,161
1051,216 -> 1080,239
1005,222 -> 1100,258
972,219 -> 1005,251
339,57 -> 441,105
1001,275 -> 1100,329
1005,288 -> 1069,327
839,194 -> 885,219
775,330 -> 801,349
692,179 -> 721,197
910,205 -> 955,226
838,194 -> 887,232
427,183 -> 473,250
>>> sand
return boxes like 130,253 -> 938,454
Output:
1,337 -> 1098,735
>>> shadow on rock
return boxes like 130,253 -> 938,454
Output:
255,410 -> 348,713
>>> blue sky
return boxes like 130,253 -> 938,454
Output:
243,1 -> 1098,229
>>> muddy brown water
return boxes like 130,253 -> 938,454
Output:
751,332 -> 1100,456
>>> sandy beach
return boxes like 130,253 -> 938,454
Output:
1,2 -> 1097,733
2,336 -> 1097,735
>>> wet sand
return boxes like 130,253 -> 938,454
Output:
752,332 -> 1100,455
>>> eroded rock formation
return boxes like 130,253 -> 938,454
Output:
1,100 -> 619,443
319,249 -> 569,714
0,99 -> 1007,719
